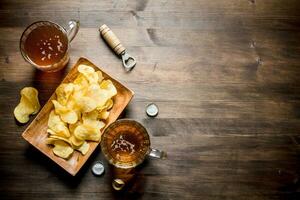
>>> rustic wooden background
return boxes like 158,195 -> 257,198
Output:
1,0 -> 300,199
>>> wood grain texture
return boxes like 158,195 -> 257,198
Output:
1,0 -> 300,199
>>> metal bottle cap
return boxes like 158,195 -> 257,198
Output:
146,103 -> 159,117
91,161 -> 105,176
112,179 -> 125,190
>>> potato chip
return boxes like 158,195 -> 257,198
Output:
47,64 -> 117,159
78,64 -> 98,84
74,123 -> 103,142
48,110 -> 70,138
82,110 -> 98,121
85,130 -> 102,142
86,83 -> 116,109
55,83 -> 74,105
66,98 -> 81,119
77,141 -> 89,155
69,121 -> 81,134
74,74 -> 89,87
78,64 -> 95,74
73,125 -> 89,140
96,99 -> 113,112
46,129 -> 59,136
105,99 -> 114,110
14,87 -> 40,123
96,71 -> 104,84
52,100 -> 78,124
98,110 -> 110,120
45,137 -> 58,145
21,87 -> 41,114
75,96 -> 97,113
69,135 -> 84,148
49,135 -> 72,145
52,141 -> 74,159
82,111 -> 105,130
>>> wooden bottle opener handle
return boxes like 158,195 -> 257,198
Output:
99,24 -> 125,56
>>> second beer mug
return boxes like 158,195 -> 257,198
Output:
101,119 -> 166,169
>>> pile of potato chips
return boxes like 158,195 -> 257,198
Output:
14,87 -> 40,123
46,64 -> 117,159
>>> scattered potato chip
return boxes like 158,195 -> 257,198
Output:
14,87 -> 40,123
47,64 -> 117,159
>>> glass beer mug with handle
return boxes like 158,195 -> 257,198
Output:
101,119 -> 167,169
20,20 -> 79,72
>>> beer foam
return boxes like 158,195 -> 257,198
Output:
111,134 -> 135,155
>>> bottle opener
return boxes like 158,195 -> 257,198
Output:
99,24 -> 136,71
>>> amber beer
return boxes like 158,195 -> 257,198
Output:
101,120 -> 151,168
24,25 -> 68,66
20,20 -> 79,72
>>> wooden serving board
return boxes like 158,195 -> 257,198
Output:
22,57 -> 134,176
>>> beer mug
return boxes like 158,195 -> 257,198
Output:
101,119 -> 166,169
20,20 -> 79,72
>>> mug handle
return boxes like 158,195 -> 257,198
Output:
148,148 -> 167,159
66,20 -> 80,42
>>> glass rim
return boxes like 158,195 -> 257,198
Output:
19,20 -> 69,69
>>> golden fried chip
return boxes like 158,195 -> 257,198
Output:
78,64 -> 95,74
98,110 -> 110,120
46,65 -> 117,159
96,71 -> 104,84
45,137 -> 57,145
48,110 -> 70,138
47,129 -> 56,135
96,99 -> 113,112
105,99 -> 114,110
52,100 -> 78,124
14,87 -> 40,123
77,141 -> 89,155
52,141 -> 74,159
82,111 -> 105,130
55,83 -> 74,105
21,87 -> 40,114
73,123 -> 103,142
73,74 -> 89,88
69,135 -> 84,148
86,83 -> 116,109
75,96 -> 97,113
69,121 -> 81,134
14,96 -> 35,123
82,110 -> 98,121
78,64 -> 98,83
49,135 -> 72,145
86,130 -> 102,142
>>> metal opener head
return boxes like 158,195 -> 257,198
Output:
121,51 -> 136,71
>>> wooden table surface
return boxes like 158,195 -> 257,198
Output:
1,0 -> 300,199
